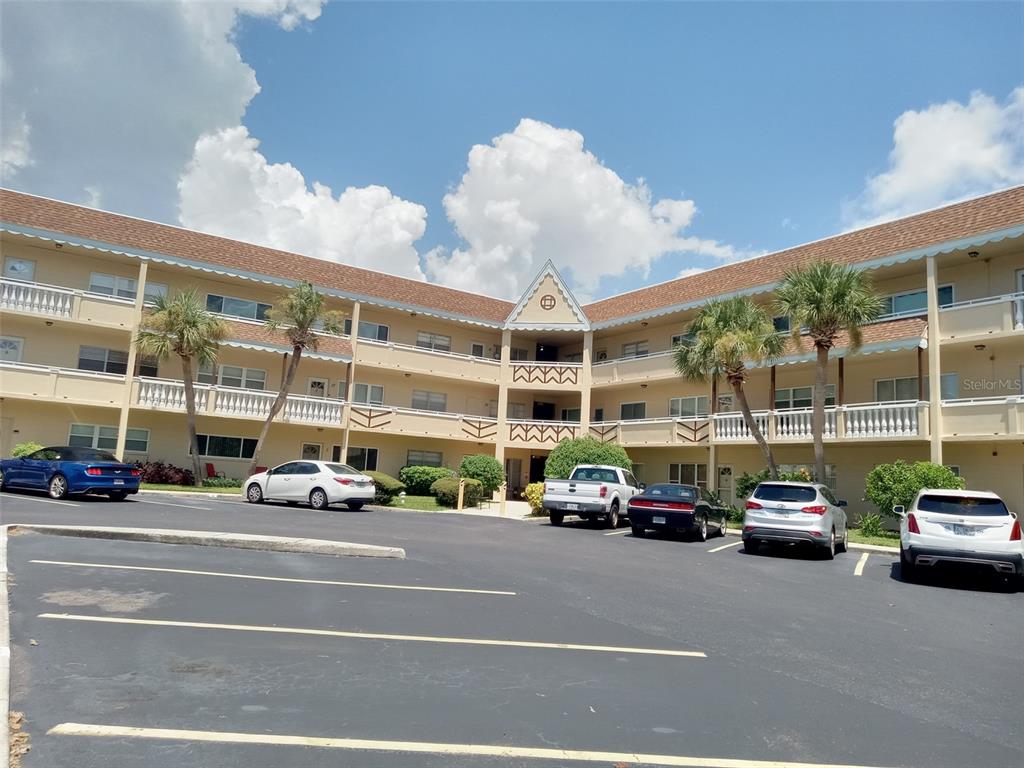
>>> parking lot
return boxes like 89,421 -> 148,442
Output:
3,491 -> 1024,767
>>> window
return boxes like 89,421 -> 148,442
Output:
875,374 -> 958,402
622,341 -> 649,358
623,471 -> 639,488
416,331 -> 452,353
206,294 -> 272,321
918,494 -> 1009,517
881,285 -> 954,317
620,402 -> 646,420
3,257 -> 35,281
507,402 -> 527,419
772,316 -> 791,333
560,408 -> 581,422
669,396 -> 709,418
945,465 -> 961,477
593,407 -> 605,421
753,483 -> 817,503
631,463 -> 646,484
407,450 -> 443,467
412,390 -> 447,412
78,346 -> 128,375
301,443 -> 322,460
668,463 -> 708,489
89,272 -> 169,304
470,343 -> 486,358
352,383 -> 385,405
136,355 -> 159,378
563,352 -> 583,363
0,336 -> 23,362
195,434 -> 258,459
671,332 -> 695,348
343,318 -> 390,342
510,347 -> 529,361
342,447 -> 379,472
774,385 -> 836,410
219,365 -> 266,390
595,349 -> 608,362
68,423 -> 149,452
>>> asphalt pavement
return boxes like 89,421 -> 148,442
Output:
2,489 -> 1023,767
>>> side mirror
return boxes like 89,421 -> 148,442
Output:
838,500 -> 848,507
893,504 -> 906,517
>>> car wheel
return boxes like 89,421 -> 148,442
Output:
346,501 -> 364,511
310,488 -> 330,510
549,511 -> 564,526
108,491 -> 128,502
836,527 -> 849,553
631,524 -> 645,538
695,515 -> 708,542
246,483 -> 264,504
743,538 -> 759,554
718,515 -> 727,537
820,529 -> 836,560
48,474 -> 69,499
900,545 -> 916,582
0,468 -> 6,491
606,503 -> 620,529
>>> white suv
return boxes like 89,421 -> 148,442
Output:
897,489 -> 1023,581
742,481 -> 848,559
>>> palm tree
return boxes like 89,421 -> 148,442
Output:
248,282 -> 344,475
675,297 -> 786,479
136,288 -> 229,487
775,260 -> 883,484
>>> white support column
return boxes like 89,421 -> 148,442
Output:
494,329 -> 512,467
926,256 -> 943,463
114,261 -> 149,461
579,331 -> 593,435
708,444 -> 717,493
340,301 -> 361,463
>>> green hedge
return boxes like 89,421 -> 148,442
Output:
544,436 -> 632,480
865,461 -> 964,518
367,471 -> 405,505
399,465 -> 456,494
201,476 -> 242,488
431,476 -> 484,508
458,454 -> 504,494
734,468 -> 814,502
12,442 -> 44,458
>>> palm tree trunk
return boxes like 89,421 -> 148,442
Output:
179,355 -> 203,487
812,344 -> 829,484
732,381 -> 778,480
249,347 -> 303,475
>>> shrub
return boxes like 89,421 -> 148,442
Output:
858,512 -> 884,538
458,454 -> 504,494
734,467 -> 814,501
134,460 -> 195,487
544,436 -> 632,480
399,465 -> 456,494
865,460 -> 964,518
367,471 -> 405,505
11,442 -> 44,458
201,476 -> 242,488
431,476 -> 484,508
523,481 -> 545,514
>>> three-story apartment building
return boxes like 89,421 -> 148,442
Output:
1,187 -> 1022,514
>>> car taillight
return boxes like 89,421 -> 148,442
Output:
669,502 -> 695,511
130,468 -> 141,477
599,485 -> 608,498
334,477 -> 353,485
85,467 -> 102,476
630,499 -> 652,507
1010,519 -> 1021,541
802,505 -> 828,515
745,500 -> 762,510
907,513 -> 921,534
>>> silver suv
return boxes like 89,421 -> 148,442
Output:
742,481 -> 848,559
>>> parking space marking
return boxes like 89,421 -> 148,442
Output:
707,540 -> 742,553
30,559 -> 517,596
602,529 -> 631,536
853,552 -> 870,577
39,614 -> 707,658
136,499 -> 211,510
48,722 -> 897,767
6,495 -> 78,507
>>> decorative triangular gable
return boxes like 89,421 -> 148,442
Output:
505,261 -> 590,331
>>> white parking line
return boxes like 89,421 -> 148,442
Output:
136,499 -> 211,511
30,559 -> 517,596
8,495 -> 78,507
48,722 -> 899,767
39,614 -> 707,658
853,552 -> 870,577
707,540 -> 742,553
602,529 -> 631,536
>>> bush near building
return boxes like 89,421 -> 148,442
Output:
734,467 -> 813,501
544,436 -> 632,480
523,482 -> 545,514
458,454 -> 504,494
12,442 -> 44,458
865,461 -> 965,518
431,476 -> 484,508
367,471 -> 405,505
399,465 -> 456,495
201,476 -> 242,488
134,460 -> 195,487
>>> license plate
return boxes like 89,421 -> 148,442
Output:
653,516 -> 666,525
565,503 -> 579,511
951,524 -> 975,536
113,479 -> 125,485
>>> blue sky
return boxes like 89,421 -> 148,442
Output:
2,1 -> 1022,301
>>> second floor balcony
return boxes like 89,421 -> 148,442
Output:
0,361 -> 125,406
711,401 -> 930,443
0,278 -> 137,329
510,361 -> 583,388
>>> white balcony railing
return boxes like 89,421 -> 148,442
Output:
713,411 -> 771,441
0,278 -> 75,317
773,407 -> 837,440
136,377 -> 210,411
843,400 -> 922,438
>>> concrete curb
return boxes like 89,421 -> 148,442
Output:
5,525 -> 405,560
137,489 -> 242,500
1,526 -> 10,768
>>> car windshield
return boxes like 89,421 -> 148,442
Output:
69,448 -> 119,462
753,484 -> 817,503
646,484 -> 697,500
327,463 -> 361,475
570,468 -> 619,482
918,495 -> 1009,517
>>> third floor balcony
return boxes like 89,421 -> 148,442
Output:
939,291 -> 1024,342
0,277 -> 136,330
355,338 -> 501,385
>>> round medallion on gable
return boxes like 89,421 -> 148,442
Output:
540,294 -> 557,311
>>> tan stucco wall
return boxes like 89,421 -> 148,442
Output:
0,315 -> 133,368
514,274 -> 581,325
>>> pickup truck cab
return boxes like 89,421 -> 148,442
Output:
542,464 -> 643,528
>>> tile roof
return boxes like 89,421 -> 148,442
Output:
223,320 -> 353,360
0,189 -> 515,325
785,316 -> 927,359
583,186 -> 1024,324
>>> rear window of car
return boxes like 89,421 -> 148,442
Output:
918,495 -> 1009,516
570,468 -> 619,482
69,448 -> 119,462
753,484 -> 817,503
327,463 -> 361,475
646,484 -> 697,500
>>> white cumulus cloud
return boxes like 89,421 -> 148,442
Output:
178,127 -> 428,280
425,118 -> 749,300
845,87 -> 1024,229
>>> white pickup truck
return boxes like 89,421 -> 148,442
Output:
542,464 -> 644,528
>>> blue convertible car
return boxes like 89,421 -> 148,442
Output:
0,446 -> 141,500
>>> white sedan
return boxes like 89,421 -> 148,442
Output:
244,460 -> 375,510
897,488 -> 1022,582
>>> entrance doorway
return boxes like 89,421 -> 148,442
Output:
529,455 -> 547,483
535,343 -> 558,362
505,458 -> 523,498
532,401 -> 555,420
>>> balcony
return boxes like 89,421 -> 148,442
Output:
0,278 -> 136,329
942,396 -> 1023,439
510,362 -> 582,389
507,419 -> 580,447
711,401 -> 929,442
591,350 -> 677,387
589,417 -> 710,447
0,361 -> 125,406
349,404 -> 499,442
356,339 -> 500,384
939,292 -> 1024,341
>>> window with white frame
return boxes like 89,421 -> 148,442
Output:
668,463 -> 708,488
195,434 -> 258,459
344,318 -> 390,342
881,285 -> 954,317
620,402 -> 646,420
510,347 -> 529,361
507,402 -> 527,419
3,257 -> 35,281
669,395 -> 709,418
595,349 -> 608,362
78,346 -> 128,375
89,272 -> 168,303
0,336 -> 24,362
672,332 -> 696,348
416,331 -> 452,353
945,465 -> 961,477
560,408 -> 581,422
69,423 -> 149,452
352,383 -> 384,405
407,449 -> 443,467
772,316 -> 791,333
470,342 -> 486,358
774,385 -> 836,410
197,363 -> 265,390
622,340 -> 649,358
412,390 -> 447,412
875,374 -> 958,402
206,294 -> 272,321
779,463 -> 837,491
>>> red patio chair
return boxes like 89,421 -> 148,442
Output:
205,463 -> 225,479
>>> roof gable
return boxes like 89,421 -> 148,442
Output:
505,261 -> 590,331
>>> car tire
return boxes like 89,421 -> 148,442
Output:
48,474 -> 69,499
0,469 -> 6,491
900,545 -> 916,582
549,511 -> 564,526
743,538 -> 759,554
631,524 -> 645,538
346,501 -> 364,511
246,483 -> 264,504
820,529 -> 836,560
836,527 -> 849,553
108,491 -> 128,502
718,515 -> 727,537
310,488 -> 330,510
606,503 -> 620,529
694,515 -> 708,542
